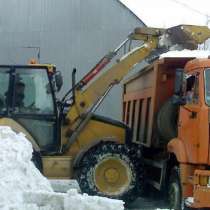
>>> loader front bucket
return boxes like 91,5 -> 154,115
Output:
133,25 -> 210,50
165,25 -> 210,50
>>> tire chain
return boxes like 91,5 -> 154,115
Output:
77,142 -> 144,203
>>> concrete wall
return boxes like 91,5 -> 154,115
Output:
0,0 -> 144,120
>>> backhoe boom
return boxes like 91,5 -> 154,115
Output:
64,25 -> 210,148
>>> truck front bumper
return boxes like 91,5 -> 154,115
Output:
186,169 -> 210,208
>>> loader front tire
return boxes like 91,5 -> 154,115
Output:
76,142 -> 142,203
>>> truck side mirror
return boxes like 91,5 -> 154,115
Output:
174,68 -> 184,95
55,71 -> 63,92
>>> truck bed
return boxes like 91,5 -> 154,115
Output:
123,57 -> 193,148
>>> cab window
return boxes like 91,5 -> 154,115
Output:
13,68 -> 54,114
185,74 -> 199,104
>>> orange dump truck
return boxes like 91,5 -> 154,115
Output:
123,56 -> 210,209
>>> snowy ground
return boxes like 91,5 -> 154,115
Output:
0,126 -> 124,210
126,185 -> 169,210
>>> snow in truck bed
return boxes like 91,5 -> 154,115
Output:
160,49 -> 210,58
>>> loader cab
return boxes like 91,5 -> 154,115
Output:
0,65 -> 61,153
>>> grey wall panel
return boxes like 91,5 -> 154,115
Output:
0,0 -> 144,120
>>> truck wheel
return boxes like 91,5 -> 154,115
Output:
76,142 -> 142,203
169,167 -> 182,210
157,98 -> 178,143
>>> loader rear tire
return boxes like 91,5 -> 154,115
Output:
76,142 -> 143,203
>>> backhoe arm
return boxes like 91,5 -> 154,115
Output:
80,37 -> 157,108
66,31 -> 160,124
65,25 -> 210,130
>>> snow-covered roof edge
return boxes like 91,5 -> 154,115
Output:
116,0 -> 147,26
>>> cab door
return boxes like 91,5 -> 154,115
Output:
178,72 -> 205,163
10,66 -> 60,152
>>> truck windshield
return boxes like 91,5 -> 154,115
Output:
204,69 -> 210,106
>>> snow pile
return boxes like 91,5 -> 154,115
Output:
160,49 -> 210,58
0,126 -> 124,210
0,126 -> 53,205
65,189 -> 123,210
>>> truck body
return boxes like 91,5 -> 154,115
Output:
123,56 -> 210,208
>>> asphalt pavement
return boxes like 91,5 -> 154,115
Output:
127,188 -> 169,210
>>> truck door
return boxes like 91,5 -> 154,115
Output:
178,72 -> 206,163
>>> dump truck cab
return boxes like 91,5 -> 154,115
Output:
171,58 -> 210,164
169,58 -> 210,208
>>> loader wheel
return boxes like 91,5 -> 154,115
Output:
77,142 -> 143,203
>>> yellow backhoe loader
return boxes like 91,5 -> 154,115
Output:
0,25 -> 210,202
